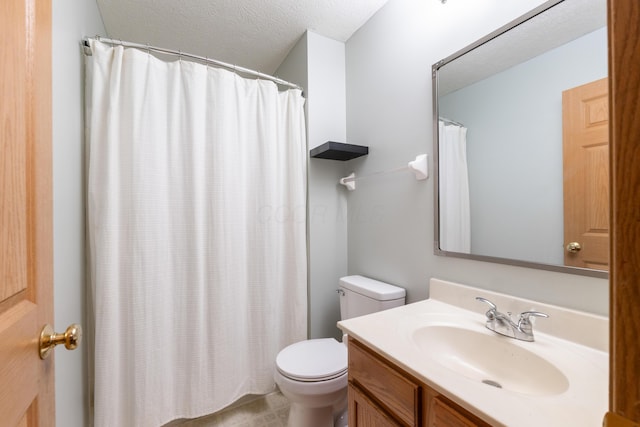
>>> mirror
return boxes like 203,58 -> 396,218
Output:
433,0 -> 608,278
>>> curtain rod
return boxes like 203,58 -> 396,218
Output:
83,36 -> 304,92
439,117 -> 465,127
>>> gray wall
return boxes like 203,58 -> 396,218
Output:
439,27 -> 608,265
52,1 -> 105,426
51,2 -> 610,424
345,0 -> 608,314
277,32 -> 349,340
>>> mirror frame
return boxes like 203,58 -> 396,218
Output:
432,0 -> 608,279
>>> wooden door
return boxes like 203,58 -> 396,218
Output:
606,0 -> 640,425
0,0 -> 54,426
562,78 -> 609,270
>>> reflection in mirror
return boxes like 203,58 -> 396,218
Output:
433,0 -> 608,277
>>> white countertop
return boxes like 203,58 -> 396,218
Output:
337,278 -> 609,427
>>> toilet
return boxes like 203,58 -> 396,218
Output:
275,275 -> 406,427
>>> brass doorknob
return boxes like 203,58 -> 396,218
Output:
566,242 -> 582,253
39,323 -> 82,360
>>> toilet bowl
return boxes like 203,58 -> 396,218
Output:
275,275 -> 406,427
275,338 -> 347,427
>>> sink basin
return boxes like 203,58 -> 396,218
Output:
412,325 -> 569,396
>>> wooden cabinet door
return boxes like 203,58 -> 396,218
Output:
0,0 -> 54,425
349,385 -> 403,427
427,397 -> 480,427
349,339 -> 420,426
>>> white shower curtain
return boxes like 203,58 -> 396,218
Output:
86,40 -> 307,427
439,121 -> 471,253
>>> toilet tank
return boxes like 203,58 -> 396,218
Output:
338,275 -> 406,320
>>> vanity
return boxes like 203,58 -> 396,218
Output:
338,279 -> 608,426
347,336 -> 490,427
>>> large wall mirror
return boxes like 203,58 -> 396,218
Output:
433,0 -> 608,278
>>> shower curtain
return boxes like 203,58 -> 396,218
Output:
86,40 -> 307,427
439,121 -> 471,253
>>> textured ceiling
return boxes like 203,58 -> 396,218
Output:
96,0 -> 389,74
438,0 -> 607,95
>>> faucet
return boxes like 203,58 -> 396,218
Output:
475,297 -> 548,342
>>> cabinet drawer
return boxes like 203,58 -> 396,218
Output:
349,339 -> 419,426
428,396 -> 484,427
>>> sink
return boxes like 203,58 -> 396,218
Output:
412,325 -> 569,396
339,283 -> 609,426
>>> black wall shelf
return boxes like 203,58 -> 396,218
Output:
310,141 -> 368,161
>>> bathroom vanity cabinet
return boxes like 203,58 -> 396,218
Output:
340,280 -> 609,426
348,337 -> 491,427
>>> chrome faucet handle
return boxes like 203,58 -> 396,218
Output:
518,311 -> 549,331
519,311 -> 549,321
475,297 -> 497,319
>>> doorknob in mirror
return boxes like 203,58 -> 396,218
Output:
566,242 -> 582,253
39,323 -> 82,359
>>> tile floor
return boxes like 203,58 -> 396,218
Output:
166,391 -> 291,427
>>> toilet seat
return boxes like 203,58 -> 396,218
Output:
276,338 -> 347,382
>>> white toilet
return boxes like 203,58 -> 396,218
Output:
274,275 -> 406,427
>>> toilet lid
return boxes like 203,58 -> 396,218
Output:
276,338 -> 347,382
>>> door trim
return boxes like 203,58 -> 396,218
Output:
608,0 -> 640,421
